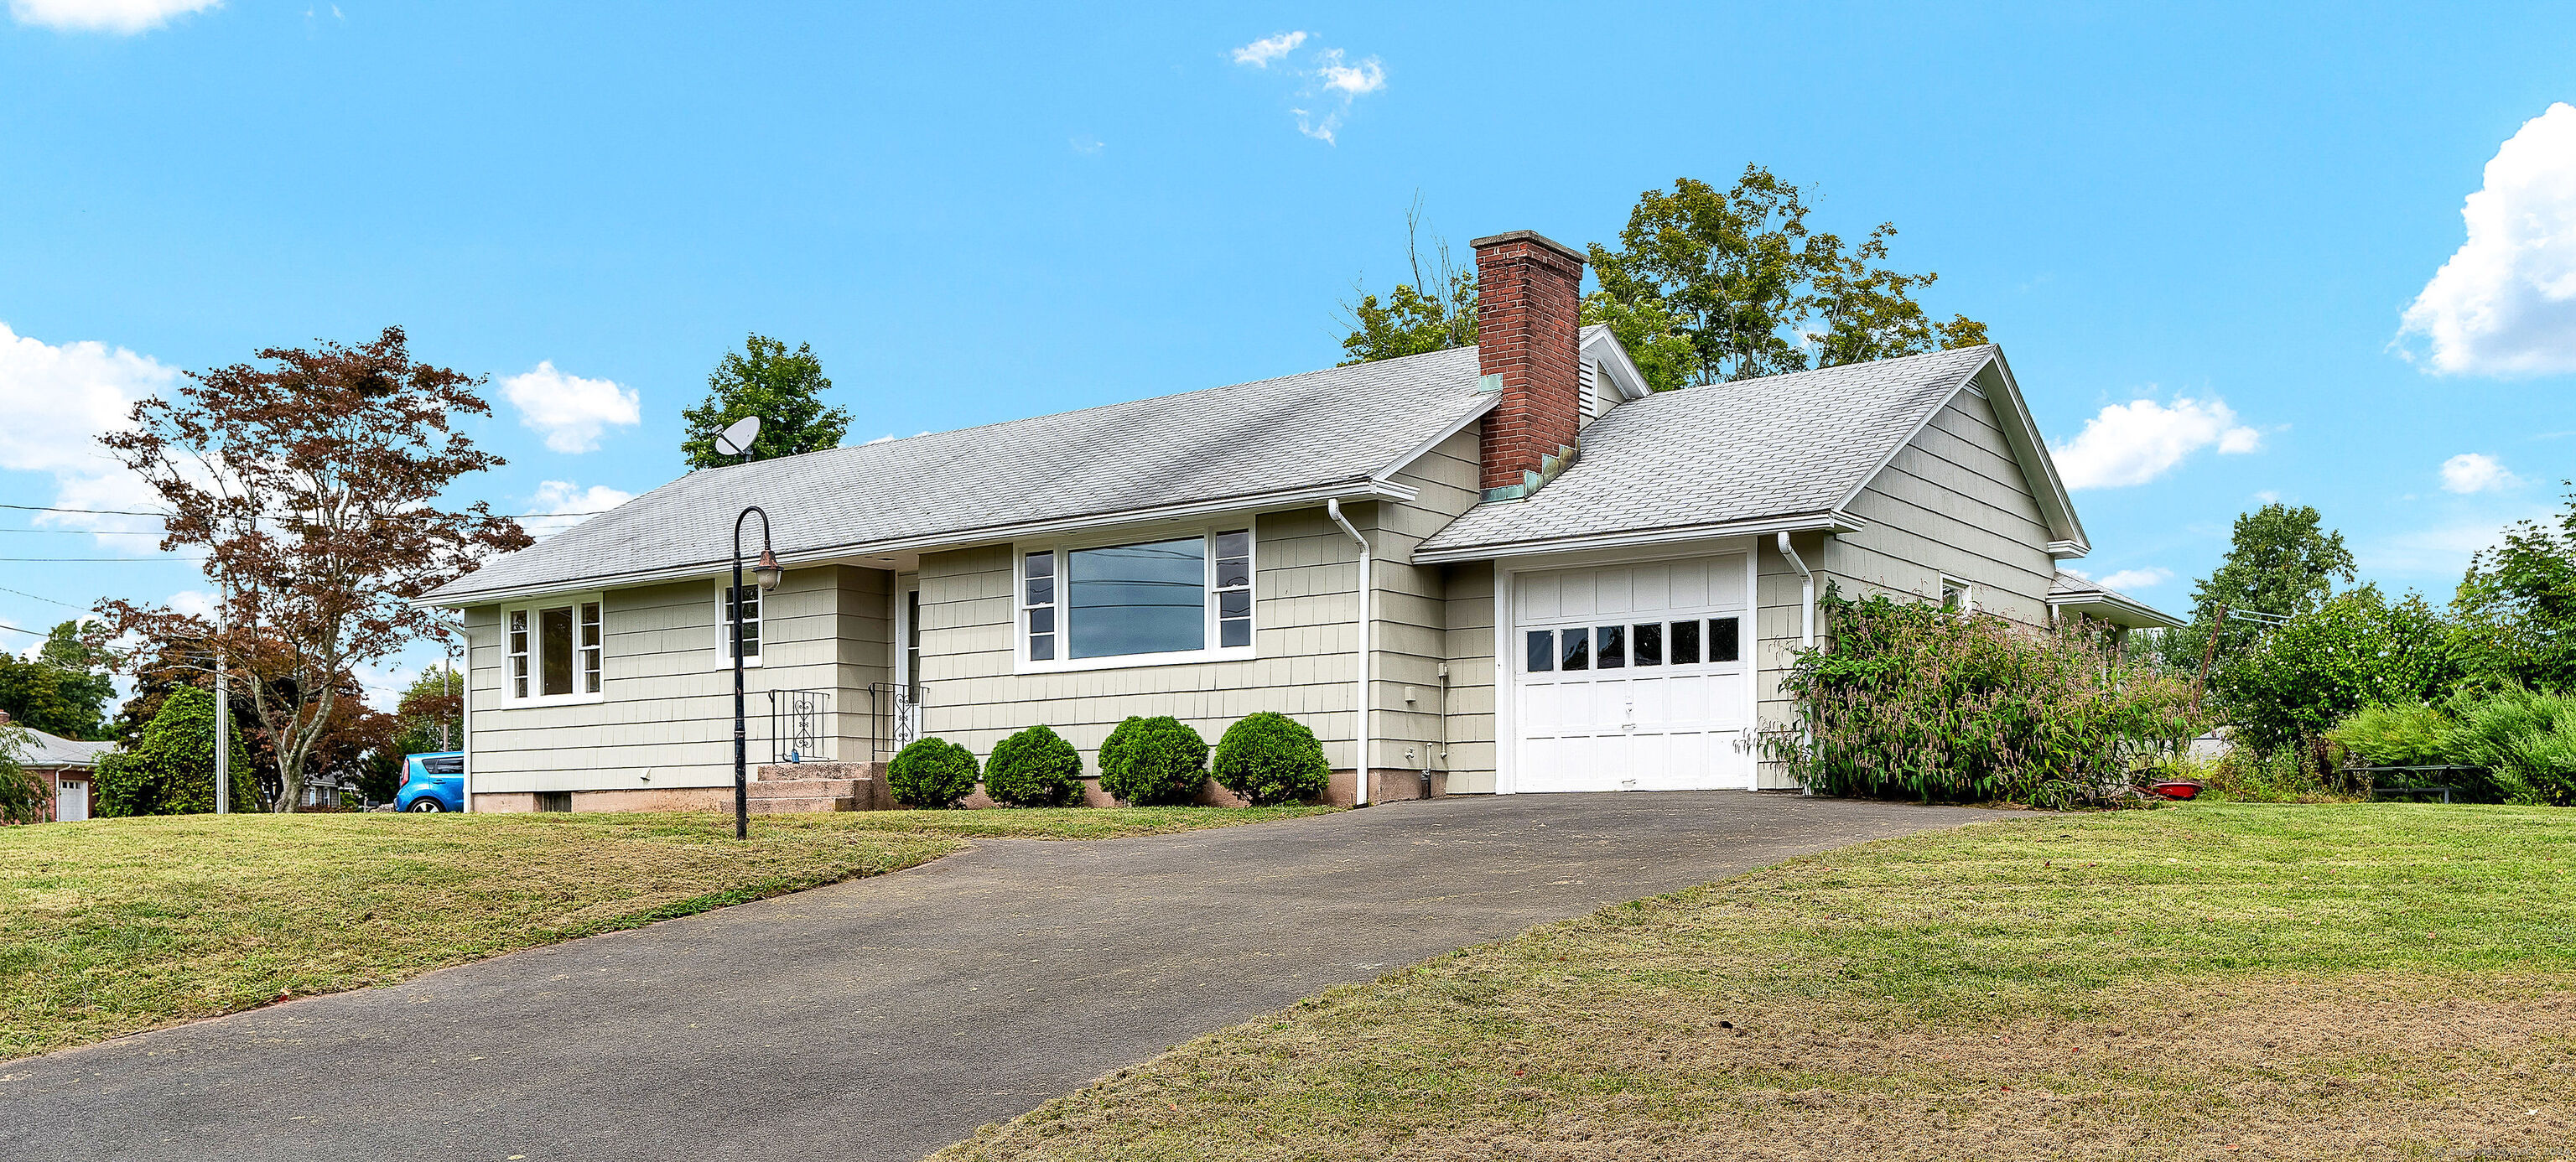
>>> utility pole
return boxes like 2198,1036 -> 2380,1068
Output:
2191,602 -> 2226,717
213,580 -> 229,815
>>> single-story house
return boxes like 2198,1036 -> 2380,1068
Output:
0,712 -> 113,822
421,229 -> 2172,811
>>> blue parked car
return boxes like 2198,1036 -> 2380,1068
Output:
396,752 -> 465,812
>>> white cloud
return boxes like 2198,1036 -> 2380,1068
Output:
2049,396 -> 2264,490
1231,34 -> 1384,145
2397,103 -> 2576,376
2440,452 -> 2520,494
522,480 -> 636,539
1312,48 -> 1385,97
0,322 -> 176,553
500,361 -> 640,454
2096,567 -> 2174,592
1229,30 -> 1306,67
9,0 -> 218,33
1069,134 -> 1104,155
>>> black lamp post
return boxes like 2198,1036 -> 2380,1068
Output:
730,506 -> 782,840
714,414 -> 780,841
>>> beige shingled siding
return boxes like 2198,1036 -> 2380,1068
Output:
1753,532 -> 1820,789
913,509 -> 1366,769
1441,560 -> 1498,792
1372,428 -> 1483,779
462,565 -> 891,794
1825,384 -> 2058,627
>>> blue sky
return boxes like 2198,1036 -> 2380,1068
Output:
4,2 -> 2573,703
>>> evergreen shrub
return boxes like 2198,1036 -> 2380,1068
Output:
1098,715 -> 1208,805
984,724 -> 1085,807
887,736 -> 980,808
1211,712 -> 1330,805
94,686 -> 256,817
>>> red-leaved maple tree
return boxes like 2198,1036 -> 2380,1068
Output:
97,326 -> 531,811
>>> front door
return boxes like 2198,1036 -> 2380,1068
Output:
1511,555 -> 1753,791
896,588 -> 923,747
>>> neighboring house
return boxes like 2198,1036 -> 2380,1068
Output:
0,712 -> 114,823
2047,569 -> 2187,653
421,229 -> 2170,810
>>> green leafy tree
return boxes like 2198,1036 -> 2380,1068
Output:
1337,198 -> 1479,366
2170,503 -> 2357,675
2214,585 -> 2457,755
94,686 -> 257,817
1584,167 -> 1990,391
0,650 -> 111,741
0,718 -> 45,825
679,335 -> 850,469
2449,483 -> 2576,692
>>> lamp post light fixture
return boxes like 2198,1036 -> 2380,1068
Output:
715,415 -> 779,841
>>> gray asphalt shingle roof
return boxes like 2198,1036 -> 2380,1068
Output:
428,346 -> 1489,603
11,726 -> 113,769
1417,344 -> 1999,556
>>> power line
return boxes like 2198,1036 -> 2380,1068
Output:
0,502 -> 169,517
0,558 -> 208,563
0,584 -> 84,609
0,620 -> 40,638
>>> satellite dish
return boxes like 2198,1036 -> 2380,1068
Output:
713,416 -> 762,459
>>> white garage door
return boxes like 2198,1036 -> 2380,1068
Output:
1512,555 -> 1753,792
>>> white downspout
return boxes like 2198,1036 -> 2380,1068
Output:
1778,531 -> 1816,796
1327,498 -> 1373,807
1777,531 -> 1814,647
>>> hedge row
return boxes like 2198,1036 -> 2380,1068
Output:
884,712 -> 1331,808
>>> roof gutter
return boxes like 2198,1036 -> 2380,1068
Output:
413,477 -> 1420,610
1326,498 -> 1373,807
1412,511 -> 1862,567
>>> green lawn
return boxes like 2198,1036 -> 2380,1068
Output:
937,803 -> 2576,1162
0,805 -> 1331,1061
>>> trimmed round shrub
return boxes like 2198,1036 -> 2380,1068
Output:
1212,712 -> 1331,805
1096,715 -> 1209,805
984,724 -> 1084,807
887,737 -> 979,808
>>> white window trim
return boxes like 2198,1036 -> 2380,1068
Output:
1012,522 -> 1256,675
1940,574 -> 1975,617
716,578 -> 766,669
500,592 -> 607,707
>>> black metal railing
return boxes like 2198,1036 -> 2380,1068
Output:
866,681 -> 924,762
766,688 -> 832,764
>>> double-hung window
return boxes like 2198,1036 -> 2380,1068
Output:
1018,526 -> 1255,671
719,582 -> 763,665
502,596 -> 605,703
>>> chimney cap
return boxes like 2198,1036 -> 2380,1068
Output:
1468,230 -> 1586,264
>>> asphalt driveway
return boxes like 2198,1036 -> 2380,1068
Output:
3,792 -> 1988,1162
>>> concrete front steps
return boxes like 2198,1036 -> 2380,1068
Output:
748,761 -> 893,812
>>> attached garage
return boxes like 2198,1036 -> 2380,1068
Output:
1505,553 -> 1755,792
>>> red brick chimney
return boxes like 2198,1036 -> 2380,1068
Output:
1472,230 -> 1587,501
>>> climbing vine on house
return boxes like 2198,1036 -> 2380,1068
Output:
1766,589 -> 2200,806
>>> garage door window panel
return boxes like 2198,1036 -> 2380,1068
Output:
1670,619 -> 1701,665
1560,628 -> 1590,672
1595,625 -> 1625,669
1710,616 -> 1740,663
1632,622 -> 1662,666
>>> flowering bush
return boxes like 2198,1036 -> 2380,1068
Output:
1766,589 -> 2201,806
